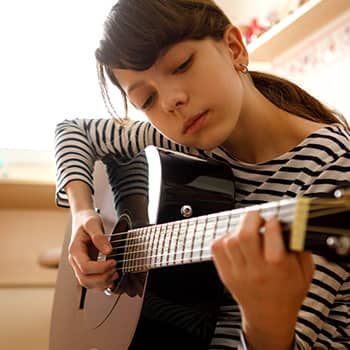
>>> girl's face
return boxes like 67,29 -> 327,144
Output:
113,26 -> 248,151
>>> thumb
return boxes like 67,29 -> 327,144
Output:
85,215 -> 112,255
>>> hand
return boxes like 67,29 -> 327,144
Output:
68,209 -> 119,291
211,210 -> 315,350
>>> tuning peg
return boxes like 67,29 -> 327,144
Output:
333,182 -> 350,199
326,236 -> 350,256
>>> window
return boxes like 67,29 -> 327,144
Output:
0,0 -> 141,151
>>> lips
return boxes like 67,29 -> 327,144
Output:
183,110 -> 208,135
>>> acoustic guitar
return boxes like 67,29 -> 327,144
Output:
50,146 -> 350,350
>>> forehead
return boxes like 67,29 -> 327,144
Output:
112,38 -> 224,93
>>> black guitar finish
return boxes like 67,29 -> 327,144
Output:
50,146 -> 350,350
104,147 -> 236,349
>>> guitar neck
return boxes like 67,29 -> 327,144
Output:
117,198 -> 299,273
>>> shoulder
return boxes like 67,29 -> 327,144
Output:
302,124 -> 350,161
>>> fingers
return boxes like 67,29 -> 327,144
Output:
211,210 -> 263,288
236,210 -> 264,263
69,211 -> 118,290
82,214 -> 112,256
211,232 -> 244,288
263,216 -> 286,264
69,254 -> 119,289
296,251 -> 315,284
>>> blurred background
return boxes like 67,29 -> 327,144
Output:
0,0 -> 349,349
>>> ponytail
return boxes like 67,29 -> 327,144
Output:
250,71 -> 348,129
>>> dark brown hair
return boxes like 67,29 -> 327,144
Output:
95,0 -> 347,128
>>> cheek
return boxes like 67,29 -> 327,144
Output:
146,114 -> 176,138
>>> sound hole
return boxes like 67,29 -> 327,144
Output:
107,216 -> 147,297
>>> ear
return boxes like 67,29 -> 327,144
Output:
222,25 -> 249,68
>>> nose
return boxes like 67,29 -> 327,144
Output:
160,88 -> 188,114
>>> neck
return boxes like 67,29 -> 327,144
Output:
108,198 -> 299,273
221,86 -> 325,164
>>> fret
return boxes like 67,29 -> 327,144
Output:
143,226 -> 151,269
149,225 -> 157,268
124,230 -> 133,272
189,218 -> 198,262
121,198 -> 300,271
128,230 -> 135,272
199,216 -> 208,262
135,229 -> 142,272
174,221 -> 182,262
186,219 -> 198,264
167,222 -> 179,266
168,221 -> 180,265
204,217 -> 217,246
181,220 -> 191,264
198,218 -> 210,261
259,202 -> 279,221
180,219 -> 189,265
154,224 -> 165,267
152,224 -> 162,268
212,215 -> 218,242
138,227 -> 148,272
191,217 -> 205,262
130,229 -> 137,272
160,223 -> 170,266
225,212 -> 231,234
165,222 -> 173,266
215,213 -> 229,239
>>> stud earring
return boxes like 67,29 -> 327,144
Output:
239,63 -> 249,74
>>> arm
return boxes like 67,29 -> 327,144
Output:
65,180 -> 118,290
211,212 -> 314,350
54,117 -> 187,289
212,147 -> 350,349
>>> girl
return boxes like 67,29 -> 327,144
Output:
55,0 -> 350,348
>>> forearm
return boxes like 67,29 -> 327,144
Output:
242,318 -> 295,350
65,180 -> 95,215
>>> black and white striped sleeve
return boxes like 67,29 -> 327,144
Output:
54,118 -> 148,207
54,117 -> 186,207
295,148 -> 350,349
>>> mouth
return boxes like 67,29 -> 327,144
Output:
183,110 -> 209,135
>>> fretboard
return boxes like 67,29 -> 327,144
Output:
112,198 -> 298,273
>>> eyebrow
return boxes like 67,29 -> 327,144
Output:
126,45 -> 190,96
126,45 -> 181,95
127,80 -> 146,95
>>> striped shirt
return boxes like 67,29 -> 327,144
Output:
55,118 -> 350,349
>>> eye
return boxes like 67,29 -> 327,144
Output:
173,55 -> 193,74
141,94 -> 155,110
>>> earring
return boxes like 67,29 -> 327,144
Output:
239,63 -> 249,74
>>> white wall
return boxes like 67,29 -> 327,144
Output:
272,10 -> 350,119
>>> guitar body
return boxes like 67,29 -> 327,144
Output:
50,147 -> 236,350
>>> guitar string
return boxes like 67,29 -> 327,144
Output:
102,200 -> 350,244
107,224 -> 230,259
96,200 -> 350,270
103,203 -> 349,252
112,222 -> 350,273
114,248 -> 213,272
104,201 -> 296,242
103,205 -> 350,271
106,208 -> 295,255
111,223 -> 350,272
107,223 -> 350,266
102,204 -> 349,262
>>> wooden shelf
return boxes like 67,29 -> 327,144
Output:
0,180 -> 58,209
248,0 -> 350,62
